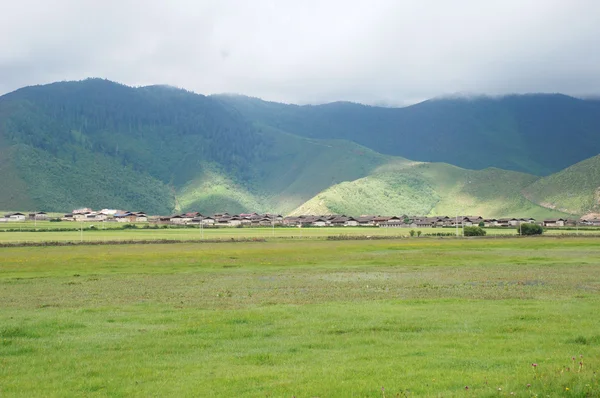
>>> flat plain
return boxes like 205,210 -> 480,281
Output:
1,222 -> 599,244
1,237 -> 599,397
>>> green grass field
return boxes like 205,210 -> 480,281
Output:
1,222 -> 599,244
1,238 -> 599,396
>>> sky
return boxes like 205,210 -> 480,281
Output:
1,0 -> 599,105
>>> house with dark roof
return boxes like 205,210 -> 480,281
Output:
4,212 -> 26,221
543,218 -> 566,227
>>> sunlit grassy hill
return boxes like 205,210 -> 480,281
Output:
523,154 -> 600,217
291,163 -> 571,218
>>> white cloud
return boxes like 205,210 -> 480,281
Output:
0,0 -> 599,104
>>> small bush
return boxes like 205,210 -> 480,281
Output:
464,226 -> 486,236
424,232 -> 454,237
519,223 -> 543,235
409,230 -> 416,237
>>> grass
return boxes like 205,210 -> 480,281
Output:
1,223 -> 600,244
1,238 -> 600,396
291,162 -> 572,219
523,154 -> 600,215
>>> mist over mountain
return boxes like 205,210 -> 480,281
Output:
0,79 -> 598,217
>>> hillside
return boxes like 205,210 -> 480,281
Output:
0,79 -> 266,214
291,163 -> 570,218
215,94 -> 600,176
175,127 -> 404,214
0,79 -> 595,217
523,154 -> 600,217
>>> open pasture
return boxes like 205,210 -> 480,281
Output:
1,238 -> 600,396
1,223 -> 599,244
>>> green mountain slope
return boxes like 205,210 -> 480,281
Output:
523,154 -> 600,217
176,126 -> 411,214
0,79 -> 266,213
215,94 -> 600,176
291,163 -> 570,218
0,139 -> 36,211
0,79 -> 594,217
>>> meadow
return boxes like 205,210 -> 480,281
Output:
1,237 -> 599,397
1,222 -> 599,244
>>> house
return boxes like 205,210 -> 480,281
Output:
372,216 -> 392,226
543,218 -> 566,227
61,214 -> 75,221
115,212 -> 137,223
356,216 -> 377,226
497,218 -> 515,227
582,218 -> 600,226
484,219 -> 499,227
216,217 -> 232,226
188,216 -> 215,225
184,212 -> 202,218
169,214 -> 194,224
239,212 -> 259,218
99,209 -> 120,216
73,212 -> 91,221
201,216 -> 215,225
29,212 -> 48,220
330,216 -> 350,226
134,212 -> 148,222
72,208 -> 93,214
379,219 -> 409,228
344,217 -> 359,227
179,215 -> 194,224
414,218 -> 435,228
520,218 -> 536,225
461,217 -> 479,227
436,216 -> 452,226
169,215 -> 184,224
5,212 -> 26,221
263,214 -> 283,225
309,217 -> 328,227
226,216 -> 243,227
283,216 -> 303,226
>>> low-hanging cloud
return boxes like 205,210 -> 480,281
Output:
1,0 -> 599,105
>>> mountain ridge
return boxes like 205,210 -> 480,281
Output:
0,79 -> 597,217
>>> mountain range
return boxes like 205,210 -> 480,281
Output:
1,78 -> 598,218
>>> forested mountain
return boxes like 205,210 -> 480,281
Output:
0,79 -> 267,213
0,79 -> 597,217
214,94 -> 600,176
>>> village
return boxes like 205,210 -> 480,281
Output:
2,208 -> 600,228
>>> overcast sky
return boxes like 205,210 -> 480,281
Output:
1,0 -> 599,105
